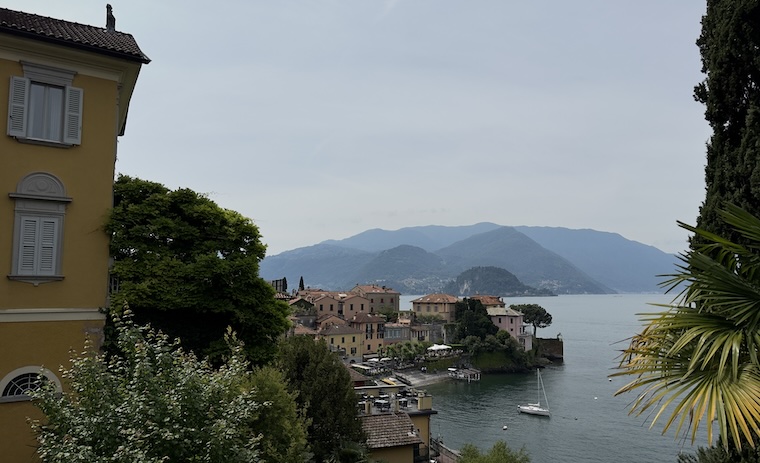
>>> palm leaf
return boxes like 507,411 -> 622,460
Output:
614,205 -> 760,450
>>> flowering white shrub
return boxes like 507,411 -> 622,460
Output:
29,310 -> 261,463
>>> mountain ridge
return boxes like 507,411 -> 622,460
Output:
261,224 -> 678,295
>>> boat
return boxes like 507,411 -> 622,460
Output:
518,369 -> 550,417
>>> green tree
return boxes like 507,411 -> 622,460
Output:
513,304 -> 552,337
377,307 -> 399,323
453,299 -> 498,342
30,311 -> 261,463
276,336 -> 365,462
693,0 -> 760,247
415,314 -> 444,324
614,205 -> 760,451
459,440 -> 531,463
106,175 -> 290,365
247,366 -> 311,463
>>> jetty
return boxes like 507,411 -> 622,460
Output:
447,367 -> 480,382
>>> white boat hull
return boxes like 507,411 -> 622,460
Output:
517,403 -> 550,417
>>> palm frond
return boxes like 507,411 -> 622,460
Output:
614,205 -> 760,450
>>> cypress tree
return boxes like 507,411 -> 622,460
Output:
693,0 -> 760,247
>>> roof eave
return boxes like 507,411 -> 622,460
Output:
0,27 -> 151,64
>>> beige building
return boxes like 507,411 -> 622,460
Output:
349,312 -> 386,356
319,323 -> 364,362
351,284 -> 400,313
411,294 -> 459,322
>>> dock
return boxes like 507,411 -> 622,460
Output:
447,367 -> 480,382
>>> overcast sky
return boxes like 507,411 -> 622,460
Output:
7,1 -> 710,255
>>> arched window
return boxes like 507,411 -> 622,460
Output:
0,366 -> 61,403
8,172 -> 70,285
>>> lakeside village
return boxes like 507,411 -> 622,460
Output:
274,281 -> 564,463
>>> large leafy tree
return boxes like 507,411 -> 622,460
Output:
693,0 -> 760,246
614,205 -> 760,451
30,312 -> 262,463
453,298 -> 498,342
246,366 -> 311,463
276,336 -> 365,462
513,304 -> 552,337
106,175 -> 290,364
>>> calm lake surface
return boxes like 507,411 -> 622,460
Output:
401,294 -> 711,463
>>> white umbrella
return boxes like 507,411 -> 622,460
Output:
427,344 -> 451,351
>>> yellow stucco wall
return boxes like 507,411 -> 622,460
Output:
0,319 -> 103,463
0,58 -> 118,309
411,414 -> 432,452
0,27 -> 144,463
369,445 -> 414,463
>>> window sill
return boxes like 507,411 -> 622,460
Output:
12,136 -> 75,149
0,395 -> 32,404
7,275 -> 65,286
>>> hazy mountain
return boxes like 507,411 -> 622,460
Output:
515,226 -> 678,293
349,245 -> 450,294
261,244 -> 372,290
321,223 -> 503,252
435,227 -> 611,294
260,224 -> 678,295
442,266 -> 554,297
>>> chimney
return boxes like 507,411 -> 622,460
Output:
417,392 -> 432,411
106,4 -> 116,32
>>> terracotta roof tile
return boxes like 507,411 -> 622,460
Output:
319,324 -> 362,336
345,364 -> 371,382
293,325 -> 318,336
361,412 -> 423,449
353,284 -> 399,294
0,7 -> 149,63
469,295 -> 504,306
487,307 -> 523,317
351,312 -> 385,324
411,294 -> 459,304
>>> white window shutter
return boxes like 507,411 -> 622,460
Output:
38,218 -> 59,275
19,217 -> 38,275
8,76 -> 29,137
63,86 -> 83,145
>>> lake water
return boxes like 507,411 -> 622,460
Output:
401,294 -> 711,463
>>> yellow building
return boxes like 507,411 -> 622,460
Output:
411,293 -> 459,323
0,6 -> 149,462
319,323 -> 364,362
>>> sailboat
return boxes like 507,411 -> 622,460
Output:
518,368 -> 550,417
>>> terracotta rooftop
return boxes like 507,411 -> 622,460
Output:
345,364 -> 371,383
411,294 -> 459,304
350,312 -> 385,324
317,314 -> 346,324
353,284 -> 399,294
361,412 -> 423,450
0,7 -> 150,63
487,307 -> 524,317
319,324 -> 362,336
292,324 -> 318,336
469,295 -> 505,306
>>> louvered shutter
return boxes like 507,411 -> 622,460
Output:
38,218 -> 59,274
18,217 -> 38,275
63,86 -> 83,145
8,76 -> 29,137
